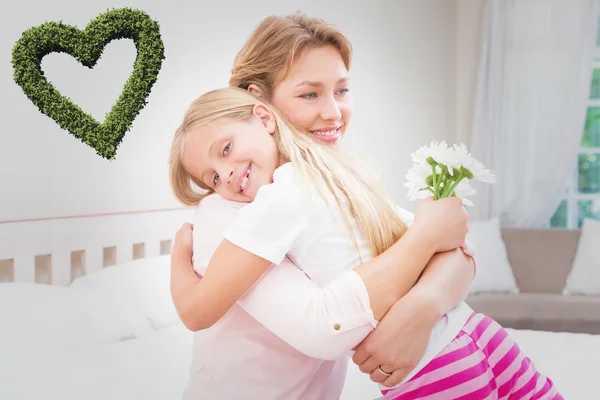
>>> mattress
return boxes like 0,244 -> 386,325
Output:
1,322 -> 597,400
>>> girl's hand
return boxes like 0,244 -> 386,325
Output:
411,197 -> 469,253
172,223 -> 194,260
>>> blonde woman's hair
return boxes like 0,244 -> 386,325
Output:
229,12 -> 352,100
169,87 -> 407,257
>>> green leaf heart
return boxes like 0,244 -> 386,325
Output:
11,7 -> 166,160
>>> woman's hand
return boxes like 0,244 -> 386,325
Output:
352,244 -> 475,387
351,284 -> 441,387
411,197 -> 469,253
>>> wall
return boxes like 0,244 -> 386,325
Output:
0,0 -> 469,220
456,0 -> 486,145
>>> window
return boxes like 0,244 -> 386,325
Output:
549,21 -> 600,229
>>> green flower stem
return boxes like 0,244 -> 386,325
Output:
441,173 -> 465,198
431,164 -> 438,199
434,169 -> 446,200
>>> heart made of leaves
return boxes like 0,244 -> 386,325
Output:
11,7 -> 166,160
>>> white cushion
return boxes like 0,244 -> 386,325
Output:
564,218 -> 600,295
0,283 -> 107,353
69,255 -> 179,332
467,217 -> 519,294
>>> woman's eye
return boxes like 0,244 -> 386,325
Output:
337,88 -> 350,95
223,143 -> 230,155
213,173 -> 220,186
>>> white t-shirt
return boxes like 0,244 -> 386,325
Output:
223,162 -> 473,388
187,195 -> 379,399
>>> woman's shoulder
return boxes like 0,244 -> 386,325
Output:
197,193 -> 247,211
391,202 -> 416,226
193,194 -> 247,227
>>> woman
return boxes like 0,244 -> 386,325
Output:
170,13 -> 476,399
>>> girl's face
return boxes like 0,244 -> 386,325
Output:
181,104 -> 281,203
255,45 -> 353,149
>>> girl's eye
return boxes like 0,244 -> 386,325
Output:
223,143 -> 231,155
300,92 -> 317,99
213,173 -> 220,186
337,88 -> 350,95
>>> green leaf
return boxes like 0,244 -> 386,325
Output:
11,7 -> 166,160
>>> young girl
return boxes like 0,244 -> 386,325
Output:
169,87 -> 562,399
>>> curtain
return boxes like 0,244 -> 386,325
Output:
470,0 -> 599,227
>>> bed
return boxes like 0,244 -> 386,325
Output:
0,209 -> 597,399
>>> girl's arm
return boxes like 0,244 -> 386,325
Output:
175,239 -> 273,331
177,220 -> 437,333
173,189 -> 438,332
171,195 -> 472,359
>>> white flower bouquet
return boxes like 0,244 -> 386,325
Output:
405,141 -> 496,206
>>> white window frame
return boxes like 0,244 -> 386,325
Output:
550,49 -> 600,229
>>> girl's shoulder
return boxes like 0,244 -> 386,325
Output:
260,162 -> 303,199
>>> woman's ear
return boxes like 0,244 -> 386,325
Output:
252,104 -> 276,134
247,84 -> 264,98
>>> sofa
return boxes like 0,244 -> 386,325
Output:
465,226 -> 600,335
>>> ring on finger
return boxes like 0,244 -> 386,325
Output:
377,365 -> 393,377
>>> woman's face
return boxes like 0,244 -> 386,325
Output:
266,45 -> 353,149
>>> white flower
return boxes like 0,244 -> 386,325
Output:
453,180 -> 477,206
404,162 -> 432,201
404,142 -> 496,206
411,141 -> 451,166
452,144 -> 496,183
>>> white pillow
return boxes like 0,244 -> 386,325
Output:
0,283 -> 107,353
466,217 -> 519,294
69,255 -> 179,332
564,218 -> 600,295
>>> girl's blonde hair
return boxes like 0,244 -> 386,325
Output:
170,12 -> 354,209
229,12 -> 352,100
169,87 -> 407,257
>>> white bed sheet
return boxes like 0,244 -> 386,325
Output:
1,322 -> 598,400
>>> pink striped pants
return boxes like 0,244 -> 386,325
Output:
381,313 -> 563,400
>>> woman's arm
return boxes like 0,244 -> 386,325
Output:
172,193 -> 437,333
171,195 -> 470,359
351,244 -> 475,387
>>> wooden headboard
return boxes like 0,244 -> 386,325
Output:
0,207 -> 194,286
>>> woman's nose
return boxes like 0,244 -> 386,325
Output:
321,95 -> 342,121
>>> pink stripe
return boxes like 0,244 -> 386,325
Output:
419,366 -> 495,400
492,342 -> 522,379
531,376 -> 554,400
480,392 -> 500,400
498,357 -> 529,398
510,361 -> 538,399
475,320 -> 502,351
529,374 -> 552,400
391,356 -> 491,399
409,333 -> 473,379
382,313 -> 563,400
468,316 -> 494,343
386,344 -> 484,397
487,332 -> 514,366
465,312 -> 477,324
462,313 -> 487,335
452,378 -> 497,400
